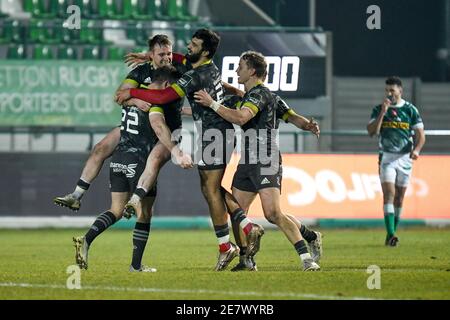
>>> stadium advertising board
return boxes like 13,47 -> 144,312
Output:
0,32 -> 325,127
0,60 -> 126,126
222,154 -> 450,219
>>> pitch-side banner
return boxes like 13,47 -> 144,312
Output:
0,60 -> 127,126
222,154 -> 450,219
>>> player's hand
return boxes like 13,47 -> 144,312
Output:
124,52 -> 150,68
194,89 -> 213,107
172,148 -> 194,169
381,97 -> 391,114
115,89 -> 131,105
181,106 -> 192,116
304,117 -> 320,139
410,150 -> 420,160
131,99 -> 152,112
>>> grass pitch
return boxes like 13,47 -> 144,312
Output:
0,228 -> 449,300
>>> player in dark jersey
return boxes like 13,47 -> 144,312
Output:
116,29 -> 264,271
54,34 -> 188,211
214,94 -> 322,270
72,66 -> 182,272
195,51 -> 321,271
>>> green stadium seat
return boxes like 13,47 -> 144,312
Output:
57,46 -> 78,59
152,0 -> 170,20
27,19 -> 58,44
107,46 -> 127,60
33,45 -> 55,59
174,29 -> 193,52
123,0 -> 154,20
79,20 -> 103,44
0,21 -> 12,44
23,0 -> 40,16
82,45 -> 101,59
28,19 -> 46,43
7,45 -> 26,59
0,20 -> 24,44
56,0 -> 69,18
126,21 -> 149,46
12,20 -> 25,43
109,0 -> 131,20
41,0 -> 59,18
59,23 -> 80,43
97,0 -> 115,19
23,0 -> 57,18
167,0 -> 197,21
81,0 -> 100,19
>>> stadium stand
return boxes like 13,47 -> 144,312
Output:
0,0 -> 202,59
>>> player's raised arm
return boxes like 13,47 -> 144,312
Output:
124,51 -> 186,68
194,89 -> 254,126
115,84 -> 183,105
115,61 -> 153,106
286,112 -> 320,138
124,52 -> 149,68
367,98 -> 391,137
222,82 -> 245,97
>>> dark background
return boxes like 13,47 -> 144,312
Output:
253,0 -> 449,81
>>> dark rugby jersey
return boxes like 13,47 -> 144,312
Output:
116,106 -> 155,163
125,62 -> 184,131
172,61 -> 232,129
273,94 -> 296,128
225,93 -> 295,129
238,83 -> 278,164
116,62 -> 183,161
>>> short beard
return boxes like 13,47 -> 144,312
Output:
186,51 -> 202,64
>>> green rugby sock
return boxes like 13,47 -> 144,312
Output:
394,207 -> 402,232
383,204 -> 395,238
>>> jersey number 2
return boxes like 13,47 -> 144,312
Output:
121,109 -> 139,135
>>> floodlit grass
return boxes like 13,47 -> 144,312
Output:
0,228 -> 449,300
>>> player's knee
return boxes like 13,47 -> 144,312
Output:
383,191 -> 395,203
137,210 -> 152,222
204,189 -> 220,201
394,195 -> 404,206
92,140 -> 111,159
264,210 -> 281,225
109,209 -> 123,220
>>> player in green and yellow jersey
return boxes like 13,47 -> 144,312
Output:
367,76 -> 426,246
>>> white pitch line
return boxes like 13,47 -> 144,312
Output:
0,282 -> 380,300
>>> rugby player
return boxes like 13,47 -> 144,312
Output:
116,29 -> 264,271
73,66 -> 182,272
194,51 -> 321,271
54,35 -> 190,211
367,76 -> 425,246
207,93 -> 323,271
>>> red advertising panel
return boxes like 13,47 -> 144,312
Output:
222,154 -> 450,219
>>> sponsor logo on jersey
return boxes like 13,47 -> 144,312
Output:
382,121 -> 410,130
110,162 -> 138,178
143,77 -> 152,83
178,74 -> 193,88
248,93 -> 262,106
261,177 -> 271,185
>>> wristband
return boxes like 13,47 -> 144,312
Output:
209,100 -> 221,112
